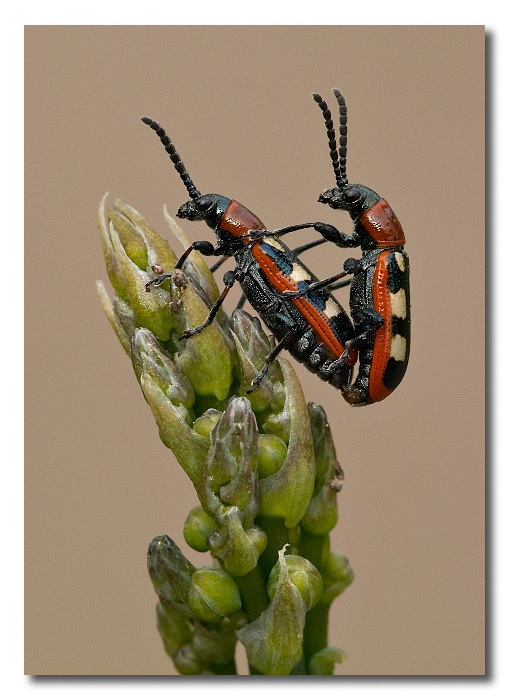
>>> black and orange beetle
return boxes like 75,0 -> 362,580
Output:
279,89 -> 410,405
141,117 -> 358,392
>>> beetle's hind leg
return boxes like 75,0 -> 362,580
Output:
179,270 -> 237,340
329,307 -> 385,370
248,314 -> 304,392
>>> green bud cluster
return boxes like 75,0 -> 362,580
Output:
97,197 -> 353,675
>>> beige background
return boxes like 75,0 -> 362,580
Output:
25,26 -> 485,675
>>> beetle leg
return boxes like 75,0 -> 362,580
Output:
209,255 -> 229,273
271,222 -> 360,248
248,315 -> 303,392
328,278 -> 352,291
175,240 -> 224,269
313,223 -> 361,248
350,307 -> 385,340
329,308 -> 385,369
211,240 -> 331,299
147,241 -> 228,290
179,270 -> 237,340
145,272 -> 173,291
236,293 -> 247,310
271,222 -> 319,236
290,238 -> 328,256
282,271 -> 351,298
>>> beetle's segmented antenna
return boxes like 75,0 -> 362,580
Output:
312,93 -> 345,189
141,117 -> 201,199
331,88 -> 348,187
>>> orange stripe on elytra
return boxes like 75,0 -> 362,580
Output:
252,242 -> 355,364
368,251 -> 393,401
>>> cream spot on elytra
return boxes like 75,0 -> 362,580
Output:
390,289 -> 407,319
394,251 -> 405,272
323,298 -> 341,318
390,335 -> 407,361
290,263 -> 312,283
265,236 -> 285,252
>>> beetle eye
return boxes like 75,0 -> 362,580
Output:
343,186 -> 362,203
196,194 -> 214,211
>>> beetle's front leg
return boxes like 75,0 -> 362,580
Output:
175,240 -> 225,269
282,256 -> 362,300
282,271 -> 352,299
312,223 -> 361,248
146,240 -> 225,291
145,272 -> 173,291
272,222 -> 361,249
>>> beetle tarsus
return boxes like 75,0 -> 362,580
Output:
145,273 -> 172,291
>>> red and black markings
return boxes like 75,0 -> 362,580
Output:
211,199 -> 357,372
314,88 -> 410,405
220,200 -> 267,239
140,87 -> 410,405
273,87 -> 411,405
140,114 -> 358,390
252,237 -> 357,366
345,249 -> 410,404
218,201 -> 355,364
359,199 -> 405,248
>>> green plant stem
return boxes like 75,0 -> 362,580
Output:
210,660 -> 238,675
303,601 -> 330,667
298,531 -> 331,668
255,516 -> 290,581
234,565 -> 270,622
237,517 -> 290,675
298,531 -> 329,571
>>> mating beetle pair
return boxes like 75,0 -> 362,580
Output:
142,88 -> 410,406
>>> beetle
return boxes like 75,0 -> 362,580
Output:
141,116 -> 358,392
277,89 -> 410,405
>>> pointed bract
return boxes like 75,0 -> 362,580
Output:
147,535 -> 196,610
236,546 -> 306,675
207,506 -> 267,576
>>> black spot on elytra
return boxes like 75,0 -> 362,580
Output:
383,356 -> 408,390
386,253 -> 406,294
391,315 -> 409,337
329,311 -> 356,344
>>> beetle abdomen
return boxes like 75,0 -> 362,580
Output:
344,249 -> 410,405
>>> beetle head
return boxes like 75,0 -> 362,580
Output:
177,194 -> 230,231
318,184 -> 379,218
